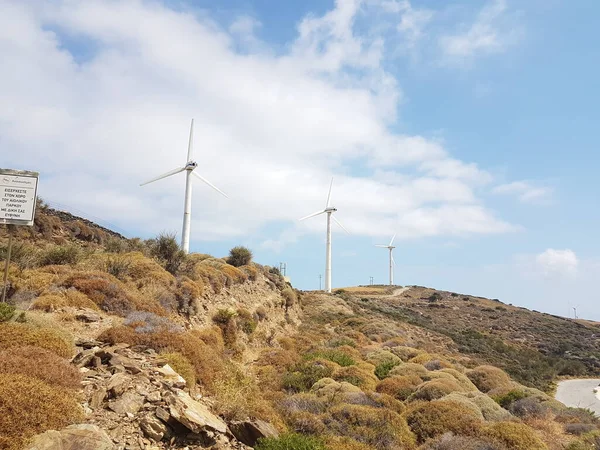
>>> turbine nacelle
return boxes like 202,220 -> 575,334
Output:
324,206 -> 337,213
185,161 -> 198,170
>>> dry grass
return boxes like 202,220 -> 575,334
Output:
0,373 -> 83,450
409,378 -> 465,401
0,322 -> 73,358
481,421 -> 547,450
376,375 -> 422,401
0,346 -> 81,389
31,290 -> 99,312
160,352 -> 196,389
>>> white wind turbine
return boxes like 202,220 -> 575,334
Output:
140,119 -> 228,254
299,178 -> 349,293
375,234 -> 396,286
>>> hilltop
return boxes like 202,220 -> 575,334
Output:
1,206 -> 599,450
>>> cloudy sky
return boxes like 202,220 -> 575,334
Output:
2,0 -> 599,319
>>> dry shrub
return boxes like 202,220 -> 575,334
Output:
389,362 -> 428,378
191,326 -> 225,353
405,400 -> 483,443
439,368 -> 479,391
99,326 -> 225,391
282,288 -> 297,309
410,353 -> 451,367
31,290 -> 99,312
326,404 -> 416,449
325,436 -> 377,450
0,322 -> 73,358
124,252 -> 175,286
0,346 -> 81,389
194,264 -> 225,293
240,264 -> 259,281
62,270 -> 165,316
258,348 -> 301,371
174,276 -> 202,315
220,264 -> 248,285
422,433 -> 506,450
480,422 -> 547,450
332,365 -> 379,391
255,306 -> 268,321
213,364 -> 283,429
409,378 -> 465,402
14,269 -> 60,295
287,411 -> 326,435
467,366 -> 512,393
376,375 -> 422,401
448,391 -> 512,422
160,352 -> 196,389
284,360 -> 339,393
311,378 -> 362,399
436,393 -> 485,421
366,349 -> 402,367
280,393 -> 328,415
0,373 -> 83,450
389,345 -> 423,361
213,308 -> 238,346
236,308 -> 257,335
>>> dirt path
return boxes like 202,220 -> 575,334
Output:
555,379 -> 600,416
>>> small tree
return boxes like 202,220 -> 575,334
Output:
228,246 -> 253,267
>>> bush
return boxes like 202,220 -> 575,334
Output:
0,241 -> 40,269
212,308 -> 238,346
324,436 -> 373,450
39,244 -> 82,266
508,396 -> 550,419
105,254 -> 132,279
327,404 -> 416,449
282,287 -> 297,310
480,422 -> 547,450
332,365 -> 379,391
124,311 -> 183,333
237,308 -> 257,334
161,352 -> 196,388
282,360 -> 336,393
0,346 -> 81,389
228,246 -> 253,267
305,349 -> 355,367
147,232 -> 186,274
0,302 -> 16,322
405,400 -> 483,443
0,373 -> 83,450
467,366 -> 512,393
492,389 -> 528,409
31,290 -> 99,312
255,433 -> 325,450
0,322 -> 73,358
409,379 -> 465,402
376,375 -> 422,401
422,433 -> 505,450
255,306 -> 268,321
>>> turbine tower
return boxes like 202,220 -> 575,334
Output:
300,178 -> 348,293
140,119 -> 228,254
375,234 -> 396,285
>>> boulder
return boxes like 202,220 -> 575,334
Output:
229,419 -> 279,447
26,424 -> 114,450
89,387 -> 107,409
107,373 -> 129,397
75,310 -> 101,323
163,390 -> 227,434
108,392 -> 144,415
140,413 -> 168,442
155,364 -> 186,388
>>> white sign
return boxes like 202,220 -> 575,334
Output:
0,169 -> 39,226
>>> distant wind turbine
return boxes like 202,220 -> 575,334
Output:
140,119 -> 228,254
375,234 -> 396,286
300,178 -> 349,293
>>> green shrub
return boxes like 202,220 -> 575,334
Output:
492,389 -> 528,409
105,254 -> 132,279
305,349 -> 355,367
283,360 -> 336,393
466,365 -> 512,393
147,232 -> 186,274
39,244 -> 81,266
0,303 -> 16,322
256,433 -> 325,450
237,308 -> 257,334
228,246 -> 253,267
375,360 -> 400,380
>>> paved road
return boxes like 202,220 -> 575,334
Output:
555,379 -> 600,416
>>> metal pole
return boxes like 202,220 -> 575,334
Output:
2,226 -> 15,303
325,212 -> 332,293
319,274 -> 322,291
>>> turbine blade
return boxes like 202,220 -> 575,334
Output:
374,245 -> 388,248
299,210 -> 326,221
389,233 -> 397,247
332,215 -> 349,234
140,167 -> 186,186
187,118 -> 194,162
325,177 -> 334,208
191,171 -> 229,198
391,254 -> 396,266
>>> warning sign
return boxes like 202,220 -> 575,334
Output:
0,169 -> 39,226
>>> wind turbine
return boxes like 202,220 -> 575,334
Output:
140,119 -> 228,254
300,178 -> 349,293
375,234 -> 396,286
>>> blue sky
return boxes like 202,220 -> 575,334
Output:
1,0 -> 599,319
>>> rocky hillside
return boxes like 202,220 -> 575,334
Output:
1,208 -> 600,450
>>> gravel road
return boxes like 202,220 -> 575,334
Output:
555,379 -> 600,416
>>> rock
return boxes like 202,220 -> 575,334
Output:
155,406 -> 170,422
146,391 -> 161,403
107,373 -> 129,397
26,424 -> 114,450
156,364 -> 187,388
75,337 -> 103,349
72,349 -> 97,368
140,413 -> 168,442
229,420 -> 279,447
90,386 -> 107,409
76,310 -> 101,323
163,389 -> 227,434
109,354 -> 142,374
108,392 -> 145,415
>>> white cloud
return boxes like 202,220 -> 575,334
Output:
0,0 -> 517,248
535,249 -> 579,278
493,181 -> 553,204
439,0 -> 521,64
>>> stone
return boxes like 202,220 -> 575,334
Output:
26,424 -> 115,450
146,391 -> 161,403
155,406 -> 170,422
229,420 -> 279,447
75,337 -> 103,349
90,386 -> 107,409
140,413 -> 168,442
72,349 -> 96,368
108,392 -> 145,415
107,373 -> 129,397
163,390 -> 227,434
155,364 -> 186,389
76,310 -> 101,323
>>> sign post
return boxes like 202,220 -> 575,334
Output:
1,168 -> 39,302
